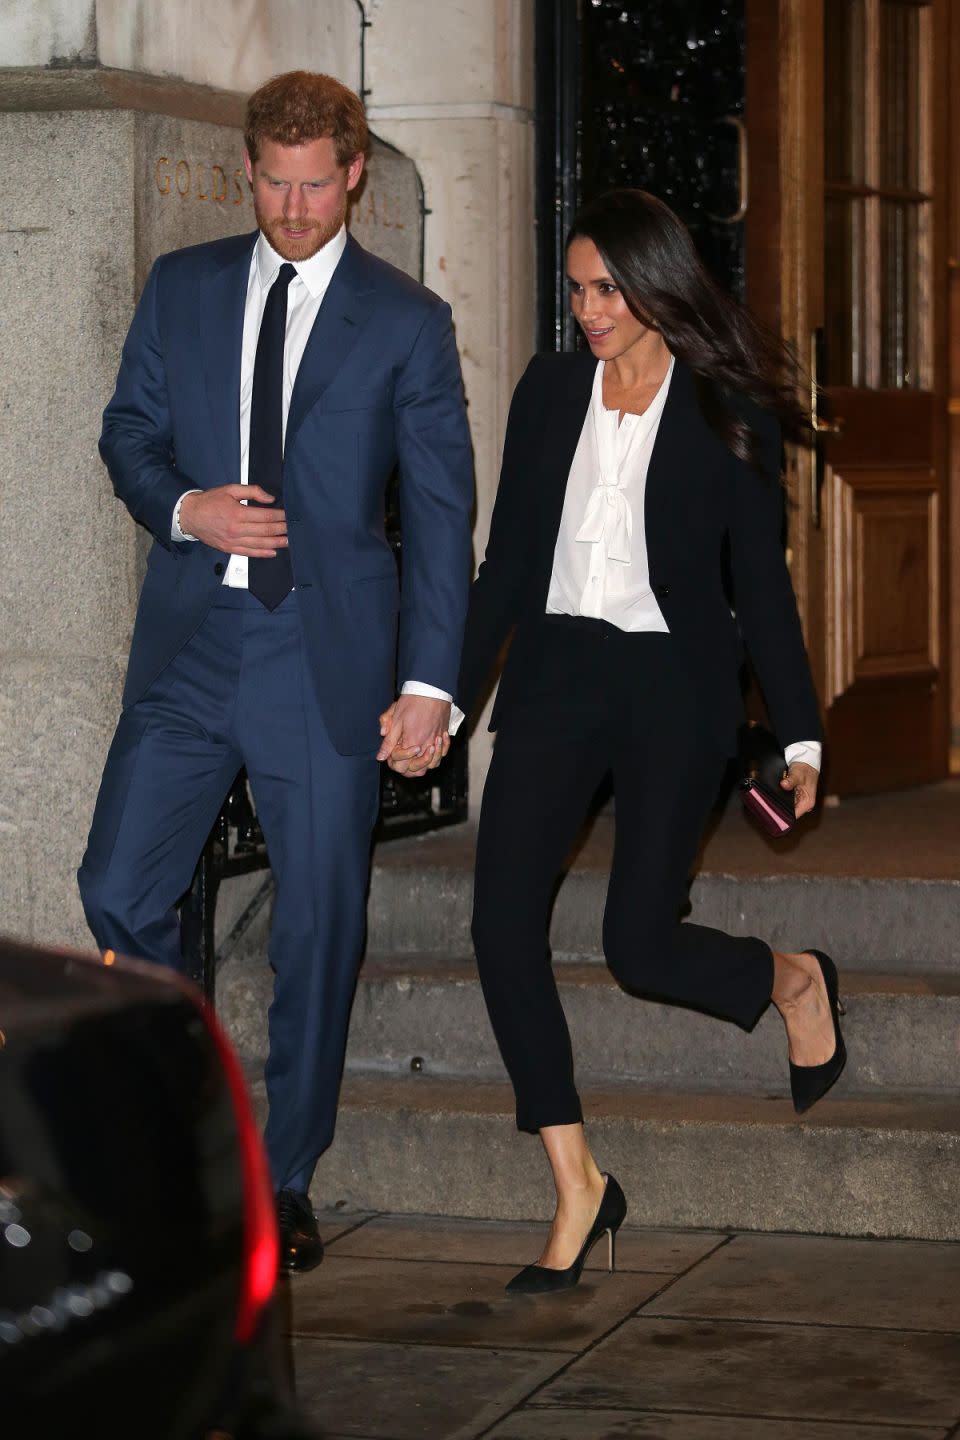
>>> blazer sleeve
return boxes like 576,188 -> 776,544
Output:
98,257 -> 197,549
393,300 -> 475,695
456,356 -> 539,718
727,408 -> 823,748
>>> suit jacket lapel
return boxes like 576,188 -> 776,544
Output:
285,234 -> 377,453
200,231 -> 257,487
537,352 -> 596,583
643,356 -> 697,557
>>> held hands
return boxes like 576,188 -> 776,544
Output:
780,762 -> 819,820
178,486 -> 288,558
377,697 -> 451,778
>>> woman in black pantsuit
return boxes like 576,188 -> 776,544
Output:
386,190 -> 846,1294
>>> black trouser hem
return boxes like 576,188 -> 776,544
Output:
517,1099 -> 584,1135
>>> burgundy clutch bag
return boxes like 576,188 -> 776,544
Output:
740,775 -> 796,836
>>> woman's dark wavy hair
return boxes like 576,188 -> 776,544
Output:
567,189 -> 810,469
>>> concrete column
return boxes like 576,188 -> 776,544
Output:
365,0 -> 537,799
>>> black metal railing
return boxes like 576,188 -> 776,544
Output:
178,742 -> 466,1001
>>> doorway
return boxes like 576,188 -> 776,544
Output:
748,0 -> 951,793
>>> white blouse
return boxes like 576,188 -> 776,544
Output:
546,357 -> 673,632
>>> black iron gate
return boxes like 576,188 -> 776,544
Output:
536,0 -> 747,352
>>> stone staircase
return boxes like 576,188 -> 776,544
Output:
219,800 -> 960,1240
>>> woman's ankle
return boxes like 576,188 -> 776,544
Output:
555,1162 -> 604,1202
771,951 -> 815,1011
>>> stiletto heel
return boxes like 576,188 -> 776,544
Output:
789,949 -> 847,1114
607,1226 -> 616,1274
505,1173 -> 627,1296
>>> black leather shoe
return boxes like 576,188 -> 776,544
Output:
276,1189 -> 324,1273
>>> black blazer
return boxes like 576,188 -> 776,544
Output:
457,351 -> 821,755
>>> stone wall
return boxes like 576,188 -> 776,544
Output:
0,1 -> 536,949
0,85 -> 422,949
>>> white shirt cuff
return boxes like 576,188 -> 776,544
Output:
784,741 -> 822,773
399,681 -> 465,736
171,489 -> 202,542
399,681 -> 467,737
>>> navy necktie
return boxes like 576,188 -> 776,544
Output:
248,261 -> 296,610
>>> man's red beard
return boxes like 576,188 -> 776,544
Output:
254,199 -> 347,261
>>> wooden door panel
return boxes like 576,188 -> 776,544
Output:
829,467 -> 938,695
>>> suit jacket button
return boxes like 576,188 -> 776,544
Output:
656,584 -> 670,598
214,562 -> 224,576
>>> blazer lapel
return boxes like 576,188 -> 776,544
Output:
200,231 -> 257,487
537,352 -> 596,578
642,357 -> 698,553
284,235 -> 377,453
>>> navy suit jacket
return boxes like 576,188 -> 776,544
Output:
100,231 -> 474,756
457,351 -> 821,755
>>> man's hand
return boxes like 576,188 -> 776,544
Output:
377,696 -> 451,778
780,762 -> 819,820
179,486 -> 288,557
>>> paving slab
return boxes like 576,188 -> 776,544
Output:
644,1232 -> 960,1332
538,1316 -> 960,1425
324,1215 -> 726,1275
286,1255 -> 659,1353
289,1335 -> 563,1440
485,1411 -> 946,1439
317,1213 -> 376,1248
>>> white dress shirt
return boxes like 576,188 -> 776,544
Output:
455,357 -> 821,771
172,227 -> 450,708
547,355 -> 673,630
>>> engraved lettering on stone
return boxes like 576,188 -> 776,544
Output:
353,189 -> 406,232
153,157 -> 249,208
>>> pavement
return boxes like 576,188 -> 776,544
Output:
278,1209 -> 960,1440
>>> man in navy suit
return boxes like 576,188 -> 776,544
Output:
78,71 -> 473,1270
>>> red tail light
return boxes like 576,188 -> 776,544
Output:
198,1001 -> 279,1343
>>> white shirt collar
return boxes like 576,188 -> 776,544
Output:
255,225 -> 348,298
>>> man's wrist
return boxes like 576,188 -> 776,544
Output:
400,681 -> 453,705
172,489 -> 201,543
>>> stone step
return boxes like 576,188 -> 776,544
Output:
220,951 -> 960,1098
247,1071 -> 960,1241
366,860 -> 960,974
220,852 -> 960,977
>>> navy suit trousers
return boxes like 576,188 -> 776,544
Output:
78,587 -> 380,1190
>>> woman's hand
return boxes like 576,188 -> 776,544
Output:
377,700 -> 450,777
780,762 -> 819,820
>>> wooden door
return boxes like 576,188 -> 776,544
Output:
747,0 -> 950,794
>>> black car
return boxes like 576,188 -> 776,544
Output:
0,935 -> 316,1439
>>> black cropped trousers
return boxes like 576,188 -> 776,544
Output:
471,616 -> 774,1134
